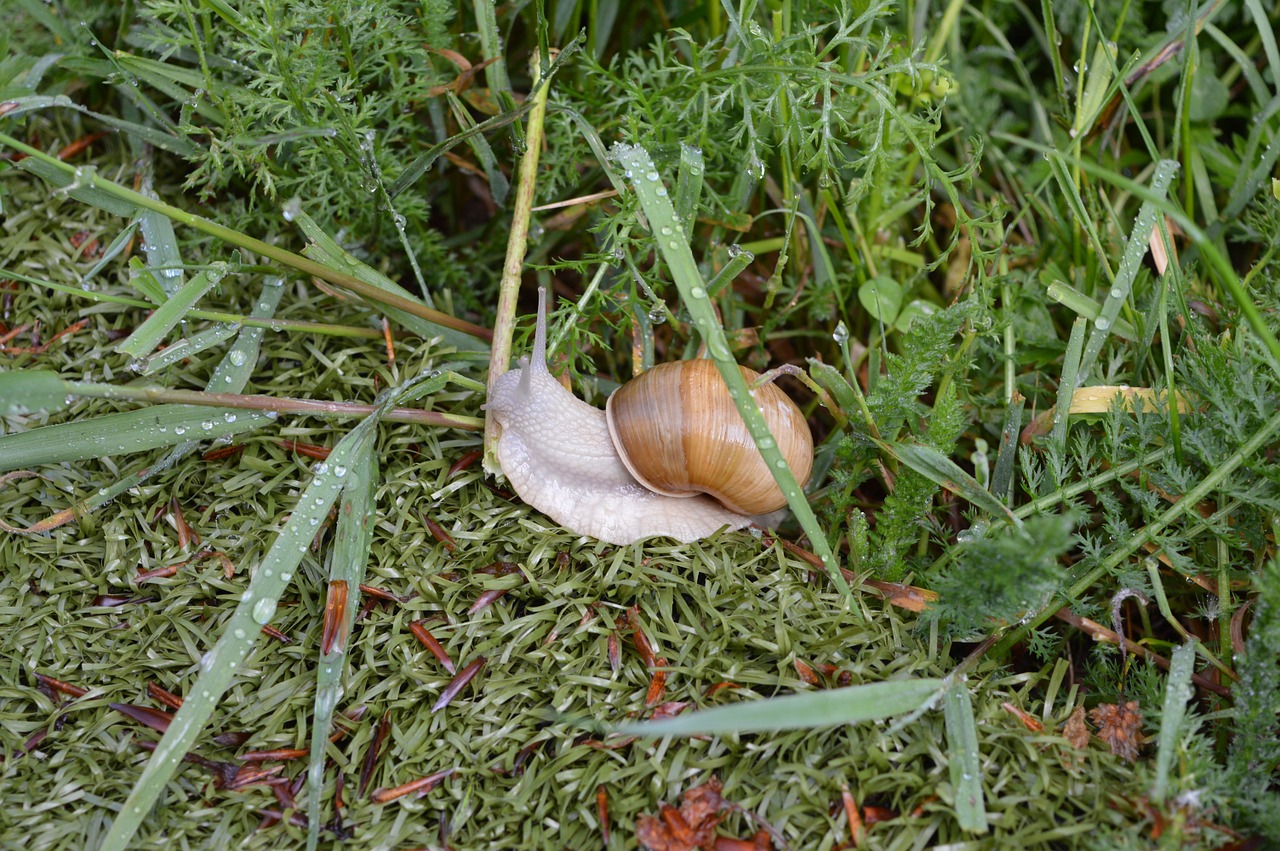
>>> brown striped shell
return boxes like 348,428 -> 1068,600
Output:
604,360 -> 814,516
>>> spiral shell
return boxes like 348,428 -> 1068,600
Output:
604,360 -> 813,516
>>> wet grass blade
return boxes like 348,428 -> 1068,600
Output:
0,404 -> 274,473
618,678 -> 945,736
1152,642 -> 1196,804
115,263 -> 229,359
610,142 -> 845,595
1075,159 -> 1179,381
943,680 -> 987,833
306,421 -> 379,850
102,383 -> 402,851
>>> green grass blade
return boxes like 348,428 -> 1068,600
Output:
114,263 -> 229,359
291,205 -> 488,352
305,431 -> 379,850
610,142 -> 845,595
618,678 -> 945,736
101,389 -> 395,851
881,441 -> 1022,527
0,405 -> 274,473
138,323 -> 241,375
1075,160 -> 1179,381
1052,317 -> 1087,452
1152,642 -> 1196,804
943,680 -> 988,833
0,370 -> 68,417
674,142 -> 706,237
1045,280 -> 1139,340
14,157 -> 140,218
990,392 -> 1024,505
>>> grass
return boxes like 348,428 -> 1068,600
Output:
2,0 -> 1279,848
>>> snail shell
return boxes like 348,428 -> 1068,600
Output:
605,360 -> 813,516
484,290 -> 813,545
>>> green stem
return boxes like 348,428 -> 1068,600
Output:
485,54 -> 553,471
64,382 -> 483,430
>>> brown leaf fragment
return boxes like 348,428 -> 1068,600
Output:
1001,701 -> 1044,733
432,657 -> 486,712
794,659 -> 820,686
370,767 -> 455,803
1090,700 -> 1144,761
598,784 -> 610,845
409,621 -> 456,673
637,776 -> 725,851
1062,704 -> 1090,750
110,702 -> 173,733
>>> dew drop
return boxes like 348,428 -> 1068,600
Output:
251,598 -> 277,624
690,287 -> 707,299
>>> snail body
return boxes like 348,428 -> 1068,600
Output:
485,291 -> 813,545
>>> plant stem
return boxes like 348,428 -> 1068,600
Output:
63,382 -> 483,430
485,52 -> 553,471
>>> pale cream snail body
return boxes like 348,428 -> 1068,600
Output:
485,290 -> 814,545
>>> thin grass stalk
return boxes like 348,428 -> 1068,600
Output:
485,52 -> 553,471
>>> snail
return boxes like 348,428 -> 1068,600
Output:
484,289 -> 813,545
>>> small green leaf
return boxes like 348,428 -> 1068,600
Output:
894,299 -> 936,333
944,681 -> 988,833
0,370 -> 68,417
618,678 -> 945,736
882,441 -> 1022,527
859,276 -> 902,324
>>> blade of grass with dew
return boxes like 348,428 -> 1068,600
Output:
0,399 -> 274,473
1045,281 -> 1139,340
997,133 -> 1280,377
135,164 -> 188,297
1152,642 -> 1197,804
289,203 -> 487,353
617,678 -> 945,736
674,142 -> 705,238
1075,160 -> 1179,381
1052,317 -> 1087,452
446,91 -> 510,206
705,245 -> 754,299
0,370 -> 67,417
609,142 -> 846,596
81,221 -> 140,285
990,393 -> 1024,505
0,94 -> 195,157
139,323 -> 241,375
115,263 -> 229,359
943,679 -> 988,833
100,378 -> 410,851
14,157 -> 140,218
306,427 -> 378,850
879,440 -> 1022,527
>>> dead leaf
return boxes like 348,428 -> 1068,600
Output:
1090,700 -> 1144,761
636,776 -> 724,851
1062,704 -> 1090,750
